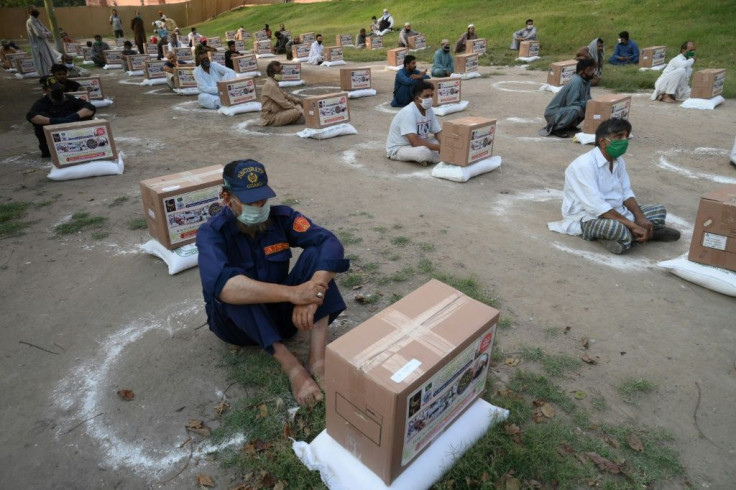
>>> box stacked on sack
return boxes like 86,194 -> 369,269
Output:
440,117 -> 496,166
326,279 -> 499,485
44,120 -> 117,168
304,93 -> 350,129
689,184 -> 736,272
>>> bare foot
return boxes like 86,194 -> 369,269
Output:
662,95 -> 677,103
308,360 -> 326,391
287,365 -> 323,407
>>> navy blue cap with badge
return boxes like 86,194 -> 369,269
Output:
223,159 -> 276,203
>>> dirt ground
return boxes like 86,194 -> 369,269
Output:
0,54 -> 734,489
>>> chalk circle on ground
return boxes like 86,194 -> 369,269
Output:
655,147 -> 736,184
173,100 -> 213,113
232,118 -> 282,137
292,86 -> 341,96
492,80 -> 545,93
373,101 -> 400,114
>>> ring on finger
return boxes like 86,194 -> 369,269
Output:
316,291 -> 324,299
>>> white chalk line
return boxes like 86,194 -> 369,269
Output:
374,101 -> 400,114
339,141 -> 384,168
173,100 -> 213,113
143,87 -> 177,95
292,85 -> 340,96
115,136 -> 165,151
656,147 -> 736,184
490,188 -> 563,215
232,118 -> 277,137
551,242 -> 656,271
492,80 -> 545,93
516,136 -> 565,142
505,117 -> 544,124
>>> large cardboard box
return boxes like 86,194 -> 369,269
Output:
427,77 -> 462,106
64,42 -> 81,55
14,57 -> 36,74
581,94 -> 631,134
340,67 -> 371,90
232,54 -> 258,74
173,66 -> 196,88
408,34 -> 426,50
455,53 -> 479,74
115,37 -> 126,48
6,52 -> 29,67
225,30 -> 236,41
292,43 -> 310,59
690,69 -> 727,99
233,40 -> 246,52
639,46 -> 666,68
301,32 -> 316,44
254,40 -> 272,55
139,166 -> 224,250
75,77 -> 105,100
387,48 -> 408,67
336,34 -> 353,46
44,119 -> 117,169
174,47 -> 193,63
81,46 -> 94,62
324,46 -> 343,62
208,51 -> 226,65
366,36 -> 383,50
326,279 -> 499,485
104,50 -> 124,66
468,38 -> 487,55
546,59 -> 578,86
255,30 -> 269,41
143,60 -> 167,79
303,92 -> 350,129
145,42 -> 158,56
281,63 -> 301,81
688,185 -> 736,272
217,77 -> 257,106
207,37 -> 222,49
126,54 -> 149,71
439,117 -> 496,166
519,40 -> 541,57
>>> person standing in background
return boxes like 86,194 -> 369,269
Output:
110,9 -> 124,39
130,11 -> 146,55
26,8 -> 57,77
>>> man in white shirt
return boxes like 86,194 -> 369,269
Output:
560,118 -> 680,254
307,34 -> 324,65
188,27 -> 203,47
193,51 -> 236,109
377,9 -> 395,36
651,41 -> 696,103
386,81 -> 443,165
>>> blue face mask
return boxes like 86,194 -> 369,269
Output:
237,202 -> 270,225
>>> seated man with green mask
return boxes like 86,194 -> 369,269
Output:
558,118 -> 680,254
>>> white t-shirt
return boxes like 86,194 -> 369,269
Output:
386,102 -> 442,157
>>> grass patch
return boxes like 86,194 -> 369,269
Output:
340,273 -> 365,288
55,212 -> 107,235
391,236 -> 410,246
108,196 -> 129,207
592,395 -> 608,412
372,226 -> 387,233
281,197 -> 300,206
498,317 -> 513,329
617,378 -> 656,405
337,230 -> 363,246
430,270 -> 497,307
387,253 -> 401,261
599,64 -> 660,93
91,231 -> 109,240
521,347 -> 581,377
418,242 -> 435,252
127,218 -> 148,230
388,266 -> 414,282
0,201 -> 33,238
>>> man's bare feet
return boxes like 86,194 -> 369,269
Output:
308,359 -> 326,391
287,365 -> 323,406
662,94 -> 677,103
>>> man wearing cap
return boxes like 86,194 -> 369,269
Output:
391,54 -> 429,108
60,54 -> 90,78
26,75 -> 96,158
510,19 -> 537,50
193,50 -> 236,109
196,160 -> 349,406
307,34 -> 324,65
455,24 -> 477,53
432,39 -> 454,77
377,8 -> 394,36
386,80 -> 443,165
260,61 -> 304,126
398,23 -> 419,48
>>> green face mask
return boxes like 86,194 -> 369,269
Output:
684,50 -> 695,58
605,139 -> 628,159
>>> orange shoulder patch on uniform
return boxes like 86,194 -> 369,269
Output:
293,216 -> 311,232
264,242 -> 290,255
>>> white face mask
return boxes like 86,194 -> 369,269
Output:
527,25 -> 533,29
618,38 -> 622,44
236,202 -> 270,225
65,63 -> 74,69
420,97 -> 433,110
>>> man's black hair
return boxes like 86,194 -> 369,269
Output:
619,31 -> 629,40
595,118 -> 632,148
50,63 -> 67,74
576,57 -> 595,73
403,54 -> 416,67
413,80 -> 433,98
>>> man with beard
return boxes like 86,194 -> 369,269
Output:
196,160 -> 349,406
260,61 -> 304,126
540,58 -> 595,137
26,75 -> 96,158
193,50 -> 236,109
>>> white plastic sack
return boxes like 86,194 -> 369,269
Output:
433,100 -> 469,116
432,156 -> 502,183
140,78 -> 168,86
47,151 -> 125,181
256,53 -> 275,59
681,96 -> 724,110
103,64 -> 122,70
297,123 -> 357,140
140,240 -> 199,275
573,132 -> 596,145
82,60 -> 93,65
173,87 -> 199,95
516,56 -> 540,62
385,65 -> 402,72
322,60 -> 347,67
638,64 -> 666,72
217,101 -> 262,116
5,68 -> 17,73
235,71 -> 261,79
126,70 -> 144,77
91,98 -> 114,108
293,57 -> 309,63
279,80 -> 305,87
293,399 -> 509,490
347,89 -> 376,99
538,83 -> 563,93
658,256 -> 736,297
15,71 -> 39,79
731,135 -> 736,164
450,71 -> 481,80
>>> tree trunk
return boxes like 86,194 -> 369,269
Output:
43,0 -> 64,54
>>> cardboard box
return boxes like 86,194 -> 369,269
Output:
67,90 -> 89,102
690,69 -> 727,99
126,54 -> 149,71
581,94 -> 631,134
455,53 -> 478,74
64,42 -> 80,55
104,50 -> 123,66
139,165 -> 224,250
145,42 -> 158,56
173,67 -> 196,88
115,38 -> 126,48
336,34 -> 353,46
439,117 -> 496,166
44,119 -> 117,169
232,54 -> 258,74
81,47 -> 94,62
303,92 -> 350,129
546,59 -> 578,86
408,34 -> 426,50
15,57 -> 37,74
468,38 -> 487,55
255,30 -> 269,41
301,32 -> 316,44
427,77 -> 462,106
639,46 -> 666,68
366,36 -> 383,50
143,60 -> 167,79
217,77 -> 257,107
688,185 -> 736,272
292,43 -> 310,59
233,40 -> 246,52
207,37 -> 222,49
225,30 -> 236,41
281,63 -> 301,81
208,51 -> 226,65
75,77 -> 105,100
254,40 -> 272,55
519,40 -> 541,57
6,52 -> 29,66
340,67 -> 371,90
174,47 -> 193,63
325,279 -> 498,485
324,46 -> 343,62
387,48 -> 408,67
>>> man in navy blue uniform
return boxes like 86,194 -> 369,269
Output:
196,160 -> 349,406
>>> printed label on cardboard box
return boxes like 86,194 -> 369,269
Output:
209,51 -> 226,64
144,60 -> 167,79
16,58 -> 36,73
338,34 -> 352,46
49,124 -> 114,166
468,125 -> 495,163
402,327 -> 493,465
254,40 -> 271,55
460,54 -> 478,73
223,79 -> 256,105
350,69 -> 371,89
367,36 -> 383,49
234,55 -> 257,73
610,99 -> 630,119
409,34 -> 426,50
703,232 -> 727,251
327,46 -> 343,61
104,50 -> 123,64
652,48 -> 666,66
281,63 -> 301,81
174,47 -> 193,62
163,187 -> 222,246
394,50 -> 407,66
713,72 -> 726,96
301,33 -> 316,44
127,54 -> 149,71
65,43 -> 80,55
560,65 -> 576,85
76,78 -> 103,100
82,47 -> 93,61
436,79 -> 461,105
318,95 -> 349,126
233,40 -> 246,52
528,42 -> 540,56
145,43 -> 158,55
207,37 -> 222,49
470,38 -> 487,55
225,31 -> 236,41
175,68 -> 196,87
6,53 -> 28,65
115,38 -> 126,47
255,30 -> 269,41
293,44 -> 310,59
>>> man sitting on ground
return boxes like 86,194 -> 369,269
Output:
455,24 -> 477,53
224,40 -> 241,70
50,63 -> 81,93
1,40 -> 19,70
26,75 -> 96,158
196,160 -> 349,406
609,31 -> 639,65
193,50 -> 236,109
651,41 -> 696,103
432,39 -> 454,77
391,54 -> 429,107
398,22 -> 419,48
121,40 -> 137,56
540,58 -> 595,137
377,9 -> 394,36
356,28 -> 367,49
91,34 -> 111,67
386,80 -> 443,165
260,61 -> 304,126
575,38 -> 604,86
163,51 -> 183,89
559,118 -> 680,254
273,31 -> 290,55
60,54 -> 90,78
307,34 -> 324,65
510,19 -> 537,50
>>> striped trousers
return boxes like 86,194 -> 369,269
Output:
581,204 -> 666,251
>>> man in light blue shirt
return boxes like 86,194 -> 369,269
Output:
608,31 -> 639,65
431,39 -> 454,77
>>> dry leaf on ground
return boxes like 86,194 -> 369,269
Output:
540,403 -> 555,418
186,419 -> 211,437
282,422 -> 295,439
494,473 -> 521,490
584,452 -> 621,474
196,473 -> 215,487
354,294 -> 370,304
117,389 -> 135,401
504,357 -> 521,367
580,353 -> 597,365
580,337 -> 589,349
274,482 -> 286,490
627,433 -> 644,452
564,326 -> 571,334
604,436 -> 620,449
255,403 -> 269,420
351,285 -> 362,290
214,400 -> 230,415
